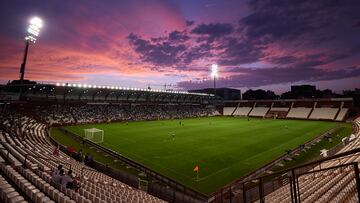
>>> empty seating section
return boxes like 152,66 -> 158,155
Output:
255,117 -> 360,203
249,107 -> 269,117
223,107 -> 235,115
309,107 -> 339,120
0,114 -> 166,203
233,107 -> 252,116
269,107 -> 289,112
224,100 -> 351,121
336,108 -> 349,121
286,107 -> 312,119
0,174 -> 28,203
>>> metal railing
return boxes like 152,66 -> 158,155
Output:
211,147 -> 360,203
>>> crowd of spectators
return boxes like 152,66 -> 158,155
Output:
36,105 -> 75,125
51,165 -> 80,191
34,104 -> 216,125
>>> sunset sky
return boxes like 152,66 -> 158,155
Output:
0,0 -> 359,93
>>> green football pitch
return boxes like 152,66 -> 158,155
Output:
63,117 -> 340,194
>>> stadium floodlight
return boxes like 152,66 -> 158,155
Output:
211,64 -> 218,78
211,64 -> 218,96
20,16 -> 43,83
25,17 -> 43,43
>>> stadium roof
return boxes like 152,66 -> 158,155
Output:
0,82 -> 220,104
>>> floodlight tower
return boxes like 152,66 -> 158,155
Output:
211,64 -> 218,96
19,17 -> 43,82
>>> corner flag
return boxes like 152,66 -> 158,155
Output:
194,165 -> 199,181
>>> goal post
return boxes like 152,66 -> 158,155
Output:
84,128 -> 104,143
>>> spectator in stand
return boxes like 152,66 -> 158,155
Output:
53,169 -> 64,185
51,165 -> 63,178
84,153 -> 88,164
61,169 -> 80,191
72,151 -> 78,160
78,149 -> 83,162
53,145 -> 60,156
85,154 -> 93,165
34,103 -> 216,125
68,145 -> 75,156
61,169 -> 74,188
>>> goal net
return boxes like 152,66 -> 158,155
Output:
84,128 -> 104,143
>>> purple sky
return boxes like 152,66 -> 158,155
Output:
0,0 -> 359,93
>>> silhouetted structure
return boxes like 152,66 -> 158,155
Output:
242,89 -> 278,100
343,88 -> 360,107
189,88 -> 241,100
281,85 -> 342,99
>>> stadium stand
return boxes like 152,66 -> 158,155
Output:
336,108 -> 349,121
223,107 -> 236,116
0,112 -> 167,203
224,99 -> 352,121
34,104 -> 216,125
232,102 -> 254,116
233,107 -> 252,116
308,100 -> 341,120
308,107 -> 339,120
248,107 -> 269,117
0,173 -> 28,203
265,107 -> 289,119
286,107 -> 313,119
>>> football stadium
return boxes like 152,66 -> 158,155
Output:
1,1 -> 360,203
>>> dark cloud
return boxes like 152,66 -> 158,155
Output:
126,0 -> 360,90
241,0 -> 360,46
178,66 -> 360,90
168,31 -> 190,42
128,27 -> 218,70
296,53 -> 350,67
182,43 -> 213,64
191,23 -> 234,37
218,38 -> 264,65
128,33 -> 186,67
